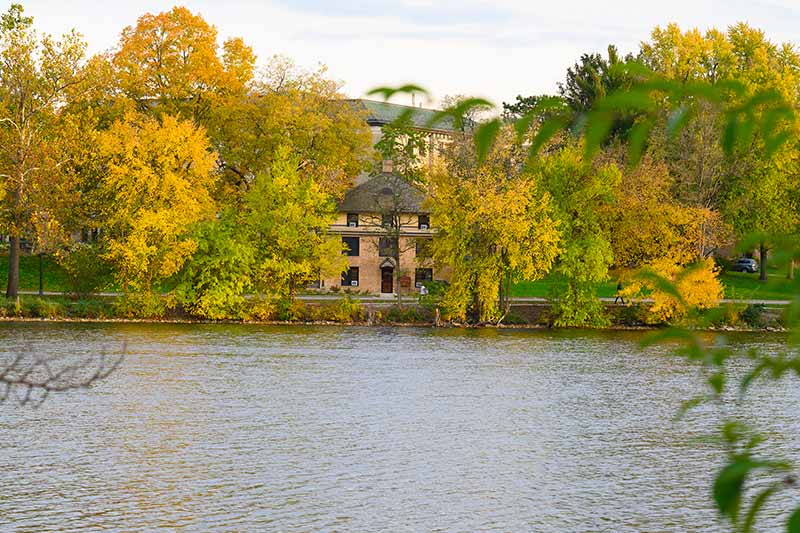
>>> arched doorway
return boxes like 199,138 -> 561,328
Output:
381,267 -> 394,294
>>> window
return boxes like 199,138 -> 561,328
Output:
415,238 -> 432,259
379,237 -> 398,257
342,267 -> 359,287
381,214 -> 396,228
418,214 -> 430,230
415,268 -> 433,288
342,236 -> 359,257
346,213 -> 359,227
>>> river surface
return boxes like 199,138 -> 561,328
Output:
1,322 -> 799,532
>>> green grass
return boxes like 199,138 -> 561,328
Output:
511,276 -> 618,298
0,252 -> 71,293
720,270 -> 797,301
512,269 -> 799,301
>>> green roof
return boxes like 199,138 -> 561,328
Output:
338,173 -> 428,214
353,99 -> 459,132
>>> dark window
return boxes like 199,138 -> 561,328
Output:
379,237 -> 398,257
415,268 -> 433,288
342,267 -> 359,287
342,236 -> 359,257
346,213 -> 359,227
381,214 -> 396,228
415,238 -> 432,259
418,214 -> 430,230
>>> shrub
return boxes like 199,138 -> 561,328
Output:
115,292 -> 169,318
69,299 -> 113,319
25,297 -> 65,318
501,311 -> 529,325
58,243 -> 114,295
741,304 -> 767,328
383,305 -> 431,324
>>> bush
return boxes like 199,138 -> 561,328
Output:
115,292 -> 169,318
383,305 -> 431,324
69,298 -> 114,319
58,243 -> 113,295
501,311 -> 529,325
25,297 -> 65,318
741,304 -> 767,328
330,296 -> 365,323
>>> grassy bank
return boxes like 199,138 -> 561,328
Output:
0,252 -> 795,303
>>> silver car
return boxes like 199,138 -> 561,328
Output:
730,257 -> 759,273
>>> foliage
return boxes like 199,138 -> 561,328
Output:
209,56 -> 371,198
0,3 -> 88,296
623,258 -> 724,324
177,147 -> 346,318
374,115 -> 429,182
176,214 -> 255,320
57,242 -> 113,295
428,128 -> 561,322
534,145 -> 617,326
113,6 -> 254,121
741,303 -> 768,328
96,112 -> 217,299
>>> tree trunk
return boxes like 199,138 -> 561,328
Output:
7,236 -> 20,299
788,260 -> 795,281
759,242 -> 768,282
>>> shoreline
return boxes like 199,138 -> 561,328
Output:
0,315 -> 786,333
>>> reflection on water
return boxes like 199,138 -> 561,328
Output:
1,323 -> 798,532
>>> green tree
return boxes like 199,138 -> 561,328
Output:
179,146 -> 347,318
535,145 -> 619,326
0,4 -> 87,298
428,129 -> 561,322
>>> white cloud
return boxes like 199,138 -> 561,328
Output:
17,0 -> 800,107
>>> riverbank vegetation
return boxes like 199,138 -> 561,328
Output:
1,4 -> 798,329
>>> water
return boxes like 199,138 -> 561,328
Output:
1,322 -> 799,532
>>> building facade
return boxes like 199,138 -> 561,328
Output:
322,100 -> 457,295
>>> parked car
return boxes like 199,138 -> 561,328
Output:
729,257 -> 759,273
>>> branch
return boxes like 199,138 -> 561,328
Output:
0,343 -> 125,407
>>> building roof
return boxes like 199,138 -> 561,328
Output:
338,173 -> 428,214
352,99 -> 459,132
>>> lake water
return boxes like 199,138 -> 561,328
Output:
1,322 -> 799,532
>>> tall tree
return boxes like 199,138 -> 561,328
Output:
0,4 -> 87,298
96,112 -> 217,311
428,129 -> 561,322
112,6 -> 254,123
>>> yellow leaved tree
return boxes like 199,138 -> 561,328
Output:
97,112 -> 217,314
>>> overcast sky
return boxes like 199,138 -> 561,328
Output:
16,0 -> 800,108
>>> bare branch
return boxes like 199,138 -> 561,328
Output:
0,343 -> 125,407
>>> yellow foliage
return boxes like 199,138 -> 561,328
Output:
98,112 -> 217,293
623,258 -> 724,324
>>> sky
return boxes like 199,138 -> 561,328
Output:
15,0 -> 800,108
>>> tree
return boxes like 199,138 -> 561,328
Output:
207,57 -> 371,198
428,129 -> 561,322
534,145 -> 619,326
96,113 -> 217,309
178,146 -> 347,318
112,6 -> 254,122
0,4 -> 88,298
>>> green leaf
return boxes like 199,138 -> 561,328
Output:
366,85 -> 430,101
788,508 -> 800,533
527,116 -> 569,160
626,118 -> 653,167
514,111 -> 535,143
583,111 -> 612,161
474,119 -> 501,162
713,460 -> 757,520
742,483 -> 779,533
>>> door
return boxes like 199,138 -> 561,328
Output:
381,267 -> 394,293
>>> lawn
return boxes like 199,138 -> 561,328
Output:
512,269 -> 799,301
720,270 -> 797,301
0,253 -> 71,293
